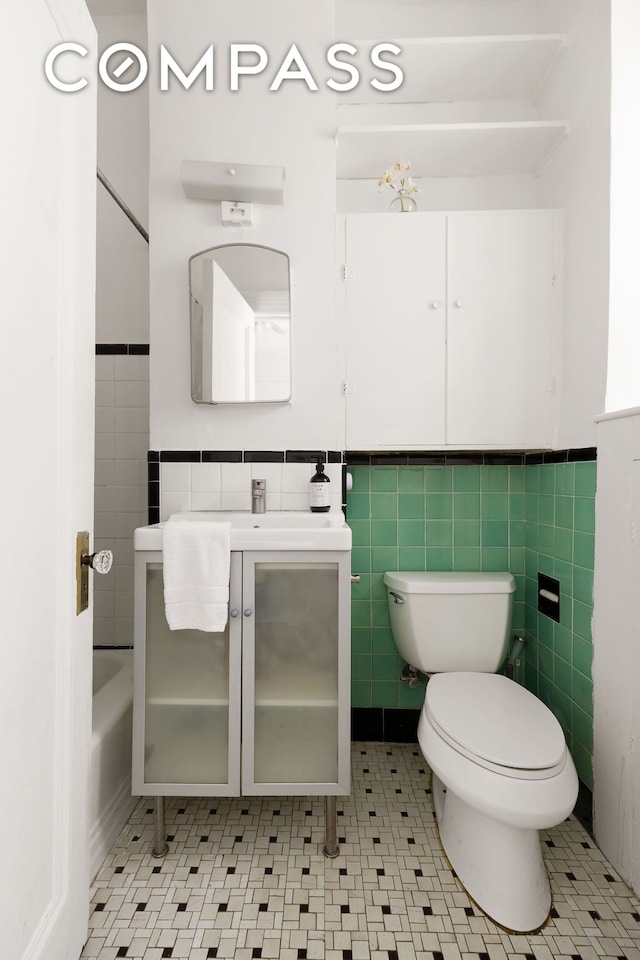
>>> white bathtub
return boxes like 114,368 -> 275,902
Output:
90,648 -> 137,879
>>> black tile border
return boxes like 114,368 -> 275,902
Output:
352,707 -> 420,743
345,448 -> 596,466
144,447 -> 596,467
96,343 -> 150,355
147,450 -> 346,465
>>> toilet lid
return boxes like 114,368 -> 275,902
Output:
426,673 -> 566,771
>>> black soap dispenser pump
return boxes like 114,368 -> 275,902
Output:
309,457 -> 331,513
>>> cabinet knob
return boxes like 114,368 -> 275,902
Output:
230,609 -> 239,618
243,608 -> 252,617
430,300 -> 441,310
454,299 -> 465,308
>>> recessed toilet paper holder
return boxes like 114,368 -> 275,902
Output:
538,572 -> 560,622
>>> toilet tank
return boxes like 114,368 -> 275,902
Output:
383,571 -> 515,674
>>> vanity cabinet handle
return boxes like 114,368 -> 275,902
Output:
230,609 -> 239,618
244,608 -> 253,617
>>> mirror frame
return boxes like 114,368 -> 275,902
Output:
189,242 -> 292,405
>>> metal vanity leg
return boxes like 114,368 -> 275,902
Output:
152,796 -> 169,858
323,796 -> 339,858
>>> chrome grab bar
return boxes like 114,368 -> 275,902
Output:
389,590 -> 405,604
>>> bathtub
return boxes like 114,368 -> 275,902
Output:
90,648 -> 137,879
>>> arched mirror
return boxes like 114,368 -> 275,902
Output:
189,243 -> 291,404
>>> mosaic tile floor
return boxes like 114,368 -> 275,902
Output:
84,743 -> 640,960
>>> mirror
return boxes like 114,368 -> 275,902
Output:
189,243 -> 291,404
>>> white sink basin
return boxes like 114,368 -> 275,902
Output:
134,510 -> 352,552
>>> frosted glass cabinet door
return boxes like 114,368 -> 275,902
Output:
241,552 -> 351,795
132,556 -> 242,795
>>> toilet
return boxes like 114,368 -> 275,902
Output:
383,570 -> 578,933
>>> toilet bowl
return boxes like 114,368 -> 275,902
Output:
383,571 -> 579,932
419,672 -> 578,931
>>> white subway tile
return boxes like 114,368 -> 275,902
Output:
162,462 -> 191,492
95,486 -> 115,512
115,591 -> 134,619
112,485 -> 143,514
114,380 -> 149,408
220,462 -> 252,491
250,462 -> 283,489
95,407 -> 115,433
114,563 -> 134,592
191,490 -> 222,511
114,618 -> 134,646
93,618 -> 115,647
282,463 -> 315,493
95,459 -> 115,486
191,462 -> 221,493
114,512 -> 143,539
264,488 -> 282,511
115,406 -> 149,435
220,490 -> 251,511
93,510 -> 116,540
113,538 -> 135,567
115,460 -> 145,485
115,433 -> 149,460
95,380 -> 115,407
161,491 -> 191,519
95,432 -> 116,460
95,355 -> 114,381
281,492 -> 309,511
114,355 -> 149,381
93,590 -> 115,618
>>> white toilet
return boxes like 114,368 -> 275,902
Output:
383,570 -> 579,933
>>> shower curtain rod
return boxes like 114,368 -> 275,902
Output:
97,167 -> 149,244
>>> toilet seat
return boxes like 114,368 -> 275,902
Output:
425,672 -> 567,781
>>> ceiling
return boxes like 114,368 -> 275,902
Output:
86,0 -> 146,15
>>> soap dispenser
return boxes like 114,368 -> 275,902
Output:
309,457 -> 331,513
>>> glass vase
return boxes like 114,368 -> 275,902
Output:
389,192 -> 418,213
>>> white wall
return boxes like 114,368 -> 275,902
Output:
147,0 -> 341,452
593,408 -> 640,894
606,0 -> 640,413
536,0 -> 611,448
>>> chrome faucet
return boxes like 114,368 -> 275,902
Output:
251,478 -> 266,513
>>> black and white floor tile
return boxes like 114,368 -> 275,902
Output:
83,743 -> 640,960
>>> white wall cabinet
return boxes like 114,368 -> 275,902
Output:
132,550 -> 351,799
341,210 -> 560,449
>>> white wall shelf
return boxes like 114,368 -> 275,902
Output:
337,120 -> 568,179
338,34 -> 566,105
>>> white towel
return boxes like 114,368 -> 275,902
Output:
162,517 -> 231,632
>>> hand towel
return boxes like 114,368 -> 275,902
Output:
162,517 -> 231,632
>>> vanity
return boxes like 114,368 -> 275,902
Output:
132,511 -> 352,857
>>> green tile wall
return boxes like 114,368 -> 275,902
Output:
348,464 -> 527,712
523,461 -> 596,790
347,459 -> 596,789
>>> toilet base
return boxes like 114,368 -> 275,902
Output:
433,773 -> 551,932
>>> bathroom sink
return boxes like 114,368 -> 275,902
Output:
134,510 -> 352,552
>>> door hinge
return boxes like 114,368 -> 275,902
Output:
551,273 -> 558,287
342,265 -> 353,281
342,380 -> 355,396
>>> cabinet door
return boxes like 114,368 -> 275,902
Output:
241,551 -> 351,795
344,213 -> 447,448
132,552 -> 242,796
446,211 -> 556,446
